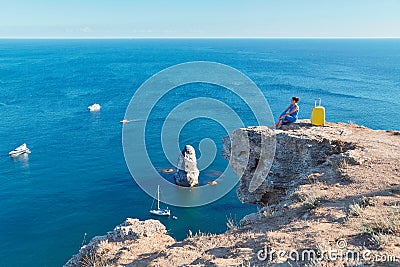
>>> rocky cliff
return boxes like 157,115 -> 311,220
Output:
222,120 -> 367,207
65,121 -> 399,266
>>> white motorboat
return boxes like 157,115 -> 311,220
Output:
9,143 -> 31,157
149,185 -> 170,216
88,103 -> 101,112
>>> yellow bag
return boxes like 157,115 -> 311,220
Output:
311,98 -> 325,126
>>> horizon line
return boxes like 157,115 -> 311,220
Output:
0,36 -> 400,40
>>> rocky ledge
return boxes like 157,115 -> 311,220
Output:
65,121 -> 399,266
64,218 -> 175,267
223,120 -> 378,208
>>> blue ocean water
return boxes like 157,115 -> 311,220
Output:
0,39 -> 399,266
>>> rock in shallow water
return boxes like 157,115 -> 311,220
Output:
174,145 -> 199,187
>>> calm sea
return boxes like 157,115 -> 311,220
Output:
0,39 -> 399,266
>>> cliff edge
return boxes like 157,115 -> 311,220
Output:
65,121 -> 399,266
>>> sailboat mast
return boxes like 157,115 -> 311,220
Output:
157,185 -> 160,210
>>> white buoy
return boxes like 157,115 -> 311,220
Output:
207,180 -> 218,186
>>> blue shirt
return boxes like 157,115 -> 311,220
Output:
289,104 -> 299,118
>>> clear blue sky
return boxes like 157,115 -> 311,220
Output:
0,0 -> 399,38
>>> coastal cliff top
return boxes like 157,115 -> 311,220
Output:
65,121 -> 400,267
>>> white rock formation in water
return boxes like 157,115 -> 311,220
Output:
174,145 -> 199,187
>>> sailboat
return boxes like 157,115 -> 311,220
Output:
149,185 -> 170,216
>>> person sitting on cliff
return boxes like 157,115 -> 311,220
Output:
274,96 -> 300,129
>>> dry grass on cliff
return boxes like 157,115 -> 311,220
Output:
232,123 -> 400,266
161,123 -> 400,266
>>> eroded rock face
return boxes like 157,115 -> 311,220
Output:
107,218 -> 168,241
222,120 -> 362,206
174,145 -> 199,187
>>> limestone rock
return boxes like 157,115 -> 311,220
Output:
64,219 -> 172,267
222,120 -> 361,206
174,145 -> 199,187
239,212 -> 262,226
107,218 -> 168,242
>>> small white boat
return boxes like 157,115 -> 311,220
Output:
149,185 -> 170,216
88,103 -> 101,112
9,143 -> 31,157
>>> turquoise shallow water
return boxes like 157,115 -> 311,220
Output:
0,39 -> 399,266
